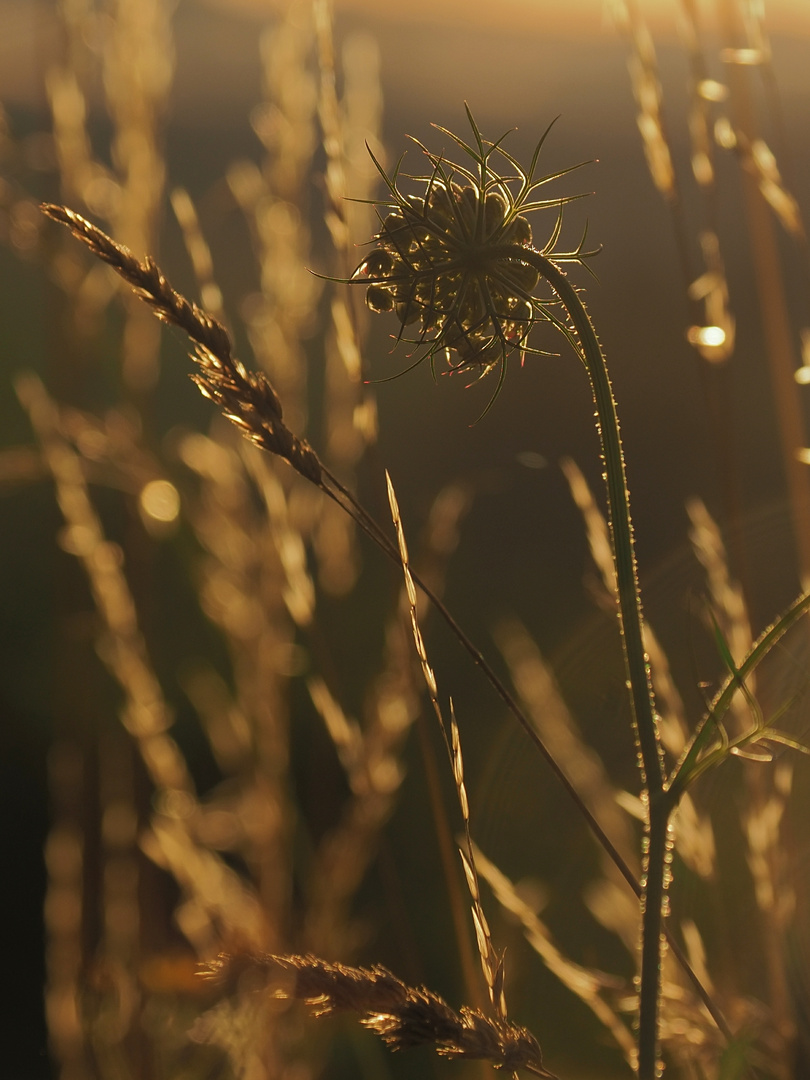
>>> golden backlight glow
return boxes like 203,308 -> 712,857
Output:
201,0 -> 810,37
687,325 -> 726,348
7,0 -> 810,1077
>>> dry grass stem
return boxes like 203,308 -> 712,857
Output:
386,470 -> 506,1015
303,484 -> 469,955
494,615 -> 639,877
176,432 -> 300,948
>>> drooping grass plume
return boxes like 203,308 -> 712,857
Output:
41,202 -> 324,486
202,951 -> 554,1076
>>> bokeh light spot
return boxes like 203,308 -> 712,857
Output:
139,480 -> 181,536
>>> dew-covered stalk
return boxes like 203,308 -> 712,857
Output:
512,249 -> 662,788
513,245 -> 669,1080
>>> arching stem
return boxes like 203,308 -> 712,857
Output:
506,245 -> 668,1079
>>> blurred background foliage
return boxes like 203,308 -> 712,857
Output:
3,1 -> 810,1078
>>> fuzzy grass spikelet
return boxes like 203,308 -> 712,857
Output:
202,952 -> 554,1075
41,203 -> 322,485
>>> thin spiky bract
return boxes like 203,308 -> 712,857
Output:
203,952 -> 554,1075
41,203 -> 322,486
351,105 -> 596,407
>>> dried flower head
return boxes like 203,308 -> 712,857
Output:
352,106 -> 597,404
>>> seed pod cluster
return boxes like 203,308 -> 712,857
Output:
357,179 -> 539,376
347,112 -> 594,404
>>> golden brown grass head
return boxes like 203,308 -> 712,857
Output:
202,951 -> 554,1075
41,203 -> 323,486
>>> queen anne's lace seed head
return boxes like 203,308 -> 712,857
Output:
350,106 -> 597,409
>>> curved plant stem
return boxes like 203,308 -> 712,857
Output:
509,246 -> 666,1079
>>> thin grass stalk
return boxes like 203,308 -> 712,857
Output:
493,616 -> 640,874
15,372 -> 194,797
412,705 -> 488,1013
561,456 -> 690,758
314,1 -> 379,593
93,731 -> 141,1068
182,434 -> 296,948
472,842 -> 637,1066
322,463 -> 647,893
303,486 -> 472,961
508,250 -> 661,792
669,588 -> 810,797
103,0 -> 173,393
170,187 -> 226,322
386,470 -> 499,1014
18,374 -> 269,962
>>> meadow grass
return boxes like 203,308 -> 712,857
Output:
3,2 -> 810,1078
